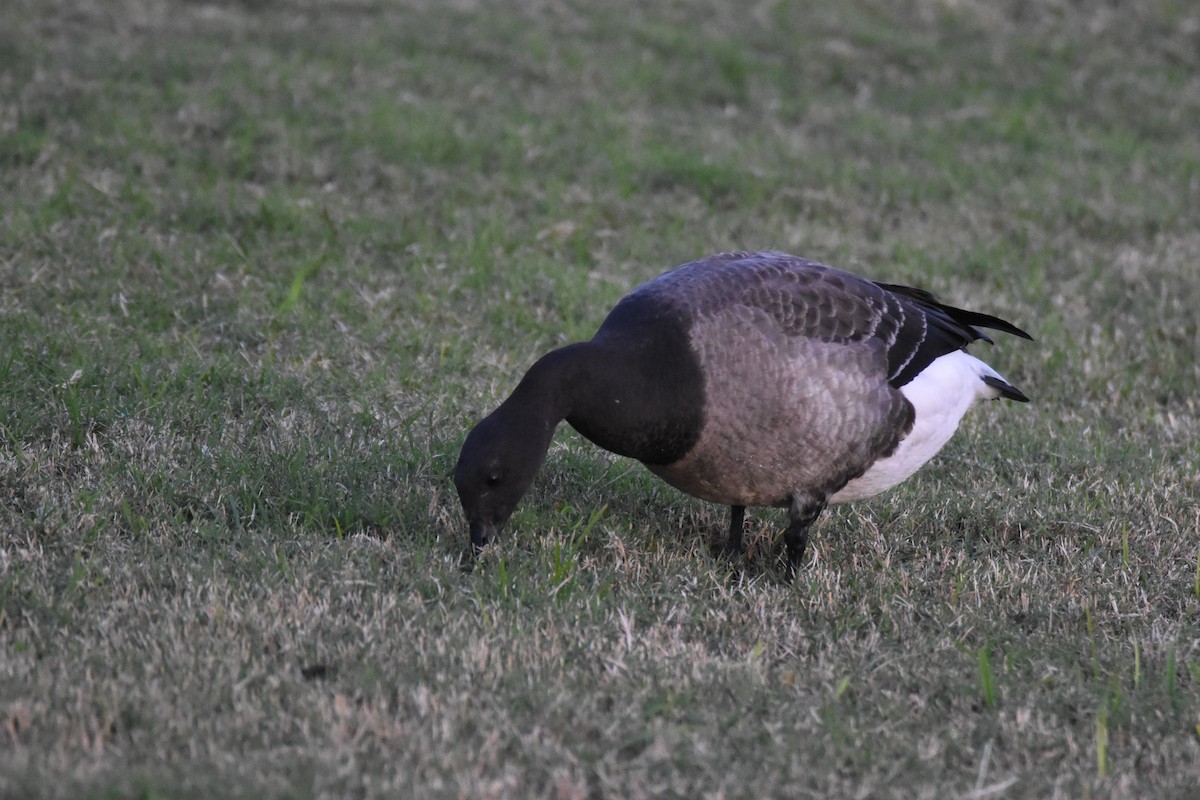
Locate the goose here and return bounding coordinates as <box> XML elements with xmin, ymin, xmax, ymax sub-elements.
<box><xmin>454</xmin><ymin>251</ymin><xmax>1031</xmax><ymax>575</ymax></box>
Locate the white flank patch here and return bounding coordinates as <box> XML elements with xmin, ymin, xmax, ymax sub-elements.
<box><xmin>830</xmin><ymin>350</ymin><xmax>1012</xmax><ymax>504</ymax></box>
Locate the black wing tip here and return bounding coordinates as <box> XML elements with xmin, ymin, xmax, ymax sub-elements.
<box><xmin>969</xmin><ymin>327</ymin><xmax>996</xmax><ymax>345</ymax></box>
<box><xmin>876</xmin><ymin>281</ymin><xmax>1034</xmax><ymax>342</ymax></box>
<box><xmin>966</xmin><ymin>312</ymin><xmax>1034</xmax><ymax>342</ymax></box>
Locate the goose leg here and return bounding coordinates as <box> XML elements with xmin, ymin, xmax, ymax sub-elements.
<box><xmin>723</xmin><ymin>504</ymin><xmax>746</xmax><ymax>557</ymax></box>
<box><xmin>784</xmin><ymin>493</ymin><xmax>826</xmax><ymax>578</ymax></box>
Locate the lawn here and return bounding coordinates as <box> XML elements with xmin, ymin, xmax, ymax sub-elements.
<box><xmin>1</xmin><ymin>0</ymin><xmax>1198</xmax><ymax>797</ymax></box>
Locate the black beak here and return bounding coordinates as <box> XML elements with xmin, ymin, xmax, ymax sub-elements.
<box><xmin>470</xmin><ymin>519</ymin><xmax>497</xmax><ymax>553</ymax></box>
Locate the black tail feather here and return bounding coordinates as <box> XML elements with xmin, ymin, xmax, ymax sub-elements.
<box><xmin>875</xmin><ymin>282</ymin><xmax>1034</xmax><ymax>342</ymax></box>
<box><xmin>983</xmin><ymin>374</ymin><xmax>1031</xmax><ymax>402</ymax></box>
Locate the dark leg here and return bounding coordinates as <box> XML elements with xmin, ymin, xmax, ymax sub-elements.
<box><xmin>784</xmin><ymin>493</ymin><xmax>826</xmax><ymax>579</ymax></box>
<box><xmin>723</xmin><ymin>505</ymin><xmax>746</xmax><ymax>557</ymax></box>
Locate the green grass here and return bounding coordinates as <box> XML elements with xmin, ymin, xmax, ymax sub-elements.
<box><xmin>2</xmin><ymin>0</ymin><xmax>1199</xmax><ymax>797</ymax></box>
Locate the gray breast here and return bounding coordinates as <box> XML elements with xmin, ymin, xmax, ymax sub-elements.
<box><xmin>647</xmin><ymin>302</ymin><xmax>913</xmax><ymax>507</ymax></box>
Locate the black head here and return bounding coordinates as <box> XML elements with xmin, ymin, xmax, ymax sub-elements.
<box><xmin>453</xmin><ymin>405</ymin><xmax>552</xmax><ymax>553</ymax></box>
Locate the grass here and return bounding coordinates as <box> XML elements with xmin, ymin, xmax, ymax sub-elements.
<box><xmin>1</xmin><ymin>0</ymin><xmax>1199</xmax><ymax>797</ymax></box>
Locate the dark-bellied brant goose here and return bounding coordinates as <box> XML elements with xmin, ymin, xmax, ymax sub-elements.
<box><xmin>454</xmin><ymin>251</ymin><xmax>1031</xmax><ymax>575</ymax></box>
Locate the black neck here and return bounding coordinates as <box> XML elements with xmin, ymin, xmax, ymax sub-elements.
<box><xmin>508</xmin><ymin>333</ymin><xmax>702</xmax><ymax>466</ymax></box>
